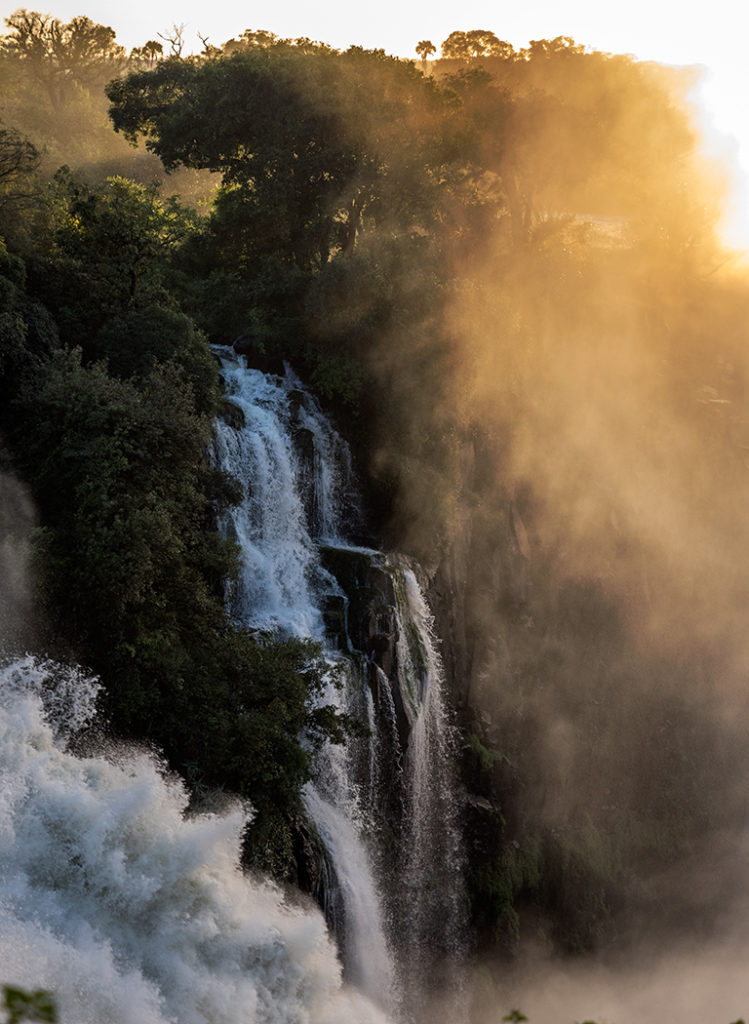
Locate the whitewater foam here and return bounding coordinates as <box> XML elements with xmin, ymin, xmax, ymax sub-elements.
<box><xmin>0</xmin><ymin>656</ymin><xmax>390</xmax><ymax>1024</ymax></box>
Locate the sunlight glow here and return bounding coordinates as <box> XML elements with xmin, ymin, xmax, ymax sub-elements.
<box><xmin>691</xmin><ymin>65</ymin><xmax>749</xmax><ymax>253</ymax></box>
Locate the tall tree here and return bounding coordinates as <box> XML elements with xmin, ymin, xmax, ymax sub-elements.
<box><xmin>415</xmin><ymin>39</ymin><xmax>436</xmax><ymax>72</ymax></box>
<box><xmin>441</xmin><ymin>29</ymin><xmax>513</xmax><ymax>60</ymax></box>
<box><xmin>128</xmin><ymin>39</ymin><xmax>163</xmax><ymax>68</ymax></box>
<box><xmin>0</xmin><ymin>10</ymin><xmax>125</xmax><ymax>111</ymax></box>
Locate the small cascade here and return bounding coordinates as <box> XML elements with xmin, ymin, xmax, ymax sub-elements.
<box><xmin>302</xmin><ymin>658</ymin><xmax>398</xmax><ymax>1011</ymax></box>
<box><xmin>213</xmin><ymin>363</ymin><xmax>329</xmax><ymax>636</ymax></box>
<box><xmin>213</xmin><ymin>353</ymin><xmax>466</xmax><ymax>1022</ymax></box>
<box><xmin>391</xmin><ymin>565</ymin><xmax>467</xmax><ymax>1013</ymax></box>
<box><xmin>331</xmin><ymin>552</ymin><xmax>467</xmax><ymax>1017</ymax></box>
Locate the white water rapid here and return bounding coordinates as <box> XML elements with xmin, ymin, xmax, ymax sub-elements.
<box><xmin>0</xmin><ymin>655</ymin><xmax>390</xmax><ymax>1024</ymax></box>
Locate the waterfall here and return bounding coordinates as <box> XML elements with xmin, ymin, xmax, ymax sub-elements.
<box><xmin>392</xmin><ymin>565</ymin><xmax>467</xmax><ymax>1014</ymax></box>
<box><xmin>213</xmin><ymin>356</ymin><xmax>398</xmax><ymax>1013</ymax></box>
<box><xmin>213</xmin><ymin>354</ymin><xmax>466</xmax><ymax>1021</ymax></box>
<box><xmin>0</xmin><ymin>656</ymin><xmax>389</xmax><ymax>1024</ymax></box>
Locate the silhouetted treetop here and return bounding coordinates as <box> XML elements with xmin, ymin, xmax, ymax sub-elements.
<box><xmin>0</xmin><ymin>124</ymin><xmax>39</xmax><ymax>205</ymax></box>
<box><xmin>416</xmin><ymin>39</ymin><xmax>436</xmax><ymax>70</ymax></box>
<box><xmin>1</xmin><ymin>9</ymin><xmax>125</xmax><ymax>109</ymax></box>
<box><xmin>441</xmin><ymin>29</ymin><xmax>514</xmax><ymax>60</ymax></box>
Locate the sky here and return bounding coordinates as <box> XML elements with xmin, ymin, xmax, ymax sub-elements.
<box><xmin>1</xmin><ymin>0</ymin><xmax>739</xmax><ymax>69</ymax></box>
<box><xmin>2</xmin><ymin>0</ymin><xmax>748</xmax><ymax>241</ymax></box>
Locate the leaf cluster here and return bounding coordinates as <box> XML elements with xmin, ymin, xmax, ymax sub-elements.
<box><xmin>1</xmin><ymin>987</ymin><xmax>56</xmax><ymax>1024</ymax></box>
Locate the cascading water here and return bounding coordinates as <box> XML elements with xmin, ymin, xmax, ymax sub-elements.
<box><xmin>0</xmin><ymin>655</ymin><xmax>389</xmax><ymax>1024</ymax></box>
<box><xmin>213</xmin><ymin>353</ymin><xmax>467</xmax><ymax>1021</ymax></box>
<box><xmin>213</xmin><ymin>356</ymin><xmax>398</xmax><ymax>1013</ymax></box>
<box><xmin>391</xmin><ymin>564</ymin><xmax>467</xmax><ymax>1014</ymax></box>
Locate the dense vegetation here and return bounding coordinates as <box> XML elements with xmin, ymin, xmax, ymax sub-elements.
<box><xmin>3</xmin><ymin>11</ymin><xmax>749</xmax><ymax>970</ymax></box>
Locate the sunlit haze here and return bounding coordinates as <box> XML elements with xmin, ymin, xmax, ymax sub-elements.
<box><xmin>2</xmin><ymin>0</ymin><xmax>746</xmax><ymax>247</ymax></box>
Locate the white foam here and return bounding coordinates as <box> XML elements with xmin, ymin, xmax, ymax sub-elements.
<box><xmin>0</xmin><ymin>657</ymin><xmax>391</xmax><ymax>1024</ymax></box>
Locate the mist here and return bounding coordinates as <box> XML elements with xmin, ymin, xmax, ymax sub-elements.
<box><xmin>353</xmin><ymin>45</ymin><xmax>749</xmax><ymax>984</ymax></box>
<box><xmin>471</xmin><ymin>928</ymin><xmax>749</xmax><ymax>1023</ymax></box>
<box><xmin>0</xmin><ymin>471</ymin><xmax>38</xmax><ymax>650</ymax></box>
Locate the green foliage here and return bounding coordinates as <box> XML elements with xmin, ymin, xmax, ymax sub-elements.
<box><xmin>1</xmin><ymin>987</ymin><xmax>56</xmax><ymax>1024</ymax></box>
<box><xmin>45</xmin><ymin>173</ymin><xmax>198</xmax><ymax>328</ymax></box>
<box><xmin>470</xmin><ymin>835</ymin><xmax>544</xmax><ymax>948</ymax></box>
<box><xmin>108</xmin><ymin>52</ymin><xmax>345</xmax><ymax>272</ymax></box>
<box><xmin>305</xmin><ymin>349</ymin><xmax>364</xmax><ymax>410</ymax></box>
<box><xmin>93</xmin><ymin>304</ymin><xmax>218</xmax><ymax>412</ymax></box>
<box><xmin>0</xmin><ymin>241</ymin><xmax>58</xmax><ymax>417</ymax></box>
<box><xmin>14</xmin><ymin>348</ymin><xmax>217</xmax><ymax>666</ymax></box>
<box><xmin>106</xmin><ymin>44</ymin><xmax>457</xmax><ymax>357</ymax></box>
<box><xmin>465</xmin><ymin>731</ymin><xmax>503</xmax><ymax>775</ymax></box>
<box><xmin>0</xmin><ymin>123</ymin><xmax>40</xmax><ymax>206</ymax></box>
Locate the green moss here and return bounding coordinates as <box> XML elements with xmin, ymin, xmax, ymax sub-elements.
<box><xmin>465</xmin><ymin>731</ymin><xmax>503</xmax><ymax>775</ymax></box>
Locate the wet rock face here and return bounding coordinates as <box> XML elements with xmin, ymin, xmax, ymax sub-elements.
<box><xmin>217</xmin><ymin>398</ymin><xmax>246</xmax><ymax>430</ymax></box>
<box><xmin>319</xmin><ymin>546</ymin><xmax>397</xmax><ymax>667</ymax></box>
<box><xmin>424</xmin><ymin>490</ymin><xmax>530</xmax><ymax>720</ymax></box>
<box><xmin>289</xmin><ymin>812</ymin><xmax>332</xmax><ymax>896</ymax></box>
<box><xmin>231</xmin><ymin>335</ymin><xmax>286</xmax><ymax>375</ymax></box>
<box><xmin>293</xmin><ymin>425</ymin><xmax>317</xmax><ymax>530</ymax></box>
<box><xmin>319</xmin><ymin>544</ymin><xmax>410</xmax><ymax>748</ymax></box>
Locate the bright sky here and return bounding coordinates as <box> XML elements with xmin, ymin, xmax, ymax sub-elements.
<box><xmin>2</xmin><ymin>0</ymin><xmax>748</xmax><ymax>244</ymax></box>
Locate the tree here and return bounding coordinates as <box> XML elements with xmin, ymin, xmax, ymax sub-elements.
<box><xmin>156</xmin><ymin>23</ymin><xmax>185</xmax><ymax>57</ymax></box>
<box><xmin>464</xmin><ymin>29</ymin><xmax>513</xmax><ymax>59</ymax></box>
<box><xmin>223</xmin><ymin>28</ymin><xmax>278</xmax><ymax>52</ymax></box>
<box><xmin>49</xmin><ymin>173</ymin><xmax>195</xmax><ymax>317</ymax></box>
<box><xmin>415</xmin><ymin>38</ymin><xmax>435</xmax><ymax>72</ymax></box>
<box><xmin>0</xmin><ymin>10</ymin><xmax>125</xmax><ymax>111</ymax></box>
<box><xmin>520</xmin><ymin>35</ymin><xmax>585</xmax><ymax>60</ymax></box>
<box><xmin>107</xmin><ymin>47</ymin><xmax>454</xmax><ymax>272</ymax></box>
<box><xmin>441</xmin><ymin>29</ymin><xmax>513</xmax><ymax>60</ymax></box>
<box><xmin>129</xmin><ymin>39</ymin><xmax>162</xmax><ymax>67</ymax></box>
<box><xmin>441</xmin><ymin>30</ymin><xmax>469</xmax><ymax>59</ymax></box>
<box><xmin>0</xmin><ymin>124</ymin><xmax>39</xmax><ymax>207</ymax></box>
<box><xmin>108</xmin><ymin>54</ymin><xmax>342</xmax><ymax>272</ymax></box>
